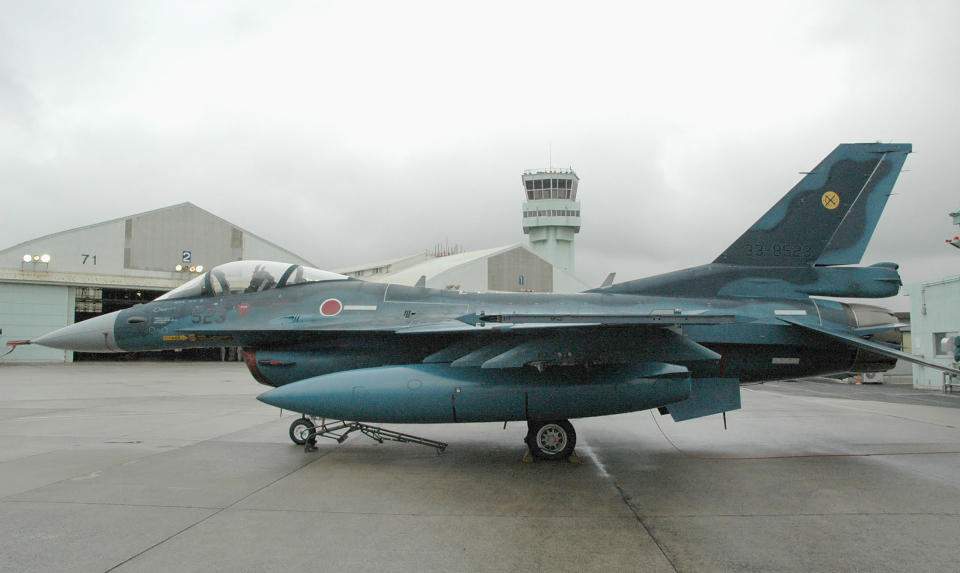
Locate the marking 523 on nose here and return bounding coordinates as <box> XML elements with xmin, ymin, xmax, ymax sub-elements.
<box><xmin>192</xmin><ymin>306</ymin><xmax>226</xmax><ymax>324</ymax></box>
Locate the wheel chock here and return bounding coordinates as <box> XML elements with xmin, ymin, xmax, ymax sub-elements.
<box><xmin>521</xmin><ymin>451</ymin><xmax>534</xmax><ymax>463</ymax></box>
<box><xmin>567</xmin><ymin>452</ymin><xmax>581</xmax><ymax>464</ymax></box>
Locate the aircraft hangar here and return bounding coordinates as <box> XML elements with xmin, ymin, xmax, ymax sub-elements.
<box><xmin>0</xmin><ymin>202</ymin><xmax>317</xmax><ymax>362</ymax></box>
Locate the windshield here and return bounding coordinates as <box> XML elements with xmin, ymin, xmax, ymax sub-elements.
<box><xmin>157</xmin><ymin>260</ymin><xmax>348</xmax><ymax>300</ymax></box>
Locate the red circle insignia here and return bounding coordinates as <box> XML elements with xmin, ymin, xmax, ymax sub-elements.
<box><xmin>320</xmin><ymin>299</ymin><xmax>342</xmax><ymax>316</ymax></box>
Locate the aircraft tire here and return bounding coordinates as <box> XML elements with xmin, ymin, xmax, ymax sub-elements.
<box><xmin>525</xmin><ymin>419</ymin><xmax>576</xmax><ymax>460</ymax></box>
<box><xmin>289</xmin><ymin>417</ymin><xmax>315</xmax><ymax>445</ymax></box>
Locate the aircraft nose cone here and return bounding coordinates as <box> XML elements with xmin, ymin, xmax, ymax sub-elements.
<box><xmin>257</xmin><ymin>382</ymin><xmax>315</xmax><ymax>413</ymax></box>
<box><xmin>33</xmin><ymin>310</ymin><xmax>122</xmax><ymax>352</ymax></box>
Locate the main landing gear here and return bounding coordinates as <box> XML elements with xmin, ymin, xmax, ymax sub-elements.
<box><xmin>289</xmin><ymin>416</ymin><xmax>448</xmax><ymax>454</ymax></box>
<box><xmin>524</xmin><ymin>419</ymin><xmax>577</xmax><ymax>461</ymax></box>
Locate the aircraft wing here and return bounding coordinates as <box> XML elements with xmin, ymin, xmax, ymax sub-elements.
<box><xmin>179</xmin><ymin>319</ymin><xmax>727</xmax><ymax>369</ymax></box>
<box><xmin>779</xmin><ymin>317</ymin><xmax>960</xmax><ymax>376</ymax></box>
<box><xmin>422</xmin><ymin>325</ymin><xmax>722</xmax><ymax>369</ymax></box>
<box><xmin>392</xmin><ymin>313</ymin><xmax>738</xmax><ymax>368</ymax></box>
<box><xmin>171</xmin><ymin>308</ymin><xmax>742</xmax><ymax>370</ymax></box>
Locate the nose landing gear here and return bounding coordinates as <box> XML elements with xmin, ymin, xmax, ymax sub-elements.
<box><xmin>289</xmin><ymin>417</ymin><xmax>315</xmax><ymax>445</ymax></box>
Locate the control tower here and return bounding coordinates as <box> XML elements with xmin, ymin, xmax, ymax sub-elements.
<box><xmin>521</xmin><ymin>168</ymin><xmax>581</xmax><ymax>273</ymax></box>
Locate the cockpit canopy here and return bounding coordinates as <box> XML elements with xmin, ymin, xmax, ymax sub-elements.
<box><xmin>157</xmin><ymin>260</ymin><xmax>348</xmax><ymax>300</ymax></box>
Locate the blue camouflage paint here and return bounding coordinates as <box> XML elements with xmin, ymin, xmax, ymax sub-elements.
<box><xmin>715</xmin><ymin>143</ymin><xmax>911</xmax><ymax>266</ymax></box>
<box><xmin>35</xmin><ymin>143</ymin><xmax>941</xmax><ymax>433</ymax></box>
<box><xmin>257</xmin><ymin>363</ymin><xmax>693</xmax><ymax>423</ymax></box>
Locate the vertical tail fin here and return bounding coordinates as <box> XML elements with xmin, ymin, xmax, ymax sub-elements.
<box><xmin>714</xmin><ymin>143</ymin><xmax>911</xmax><ymax>267</ymax></box>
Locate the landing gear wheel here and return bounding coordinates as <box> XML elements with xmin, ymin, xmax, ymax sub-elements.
<box><xmin>525</xmin><ymin>419</ymin><xmax>576</xmax><ymax>460</ymax></box>
<box><xmin>289</xmin><ymin>417</ymin><xmax>315</xmax><ymax>445</ymax></box>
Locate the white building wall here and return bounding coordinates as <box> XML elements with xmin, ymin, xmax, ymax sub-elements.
<box><xmin>0</xmin><ymin>283</ymin><xmax>73</xmax><ymax>362</ymax></box>
<box><xmin>554</xmin><ymin>269</ymin><xmax>589</xmax><ymax>293</ymax></box>
<box><xmin>242</xmin><ymin>235</ymin><xmax>315</xmax><ymax>267</ymax></box>
<box><xmin>907</xmin><ymin>276</ymin><xmax>960</xmax><ymax>389</ymax></box>
<box><xmin>0</xmin><ymin>203</ymin><xmax>317</xmax><ymax>280</ymax></box>
<box><xmin>428</xmin><ymin>259</ymin><xmax>489</xmax><ymax>291</ymax></box>
<box><xmin>526</xmin><ymin>225</ymin><xmax>577</xmax><ymax>273</ymax></box>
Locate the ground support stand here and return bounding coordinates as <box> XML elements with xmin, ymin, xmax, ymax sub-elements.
<box><xmin>302</xmin><ymin>418</ymin><xmax>447</xmax><ymax>454</ymax></box>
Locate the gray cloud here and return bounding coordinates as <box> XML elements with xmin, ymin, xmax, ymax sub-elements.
<box><xmin>1</xmin><ymin>1</ymin><xmax>958</xmax><ymax>312</ymax></box>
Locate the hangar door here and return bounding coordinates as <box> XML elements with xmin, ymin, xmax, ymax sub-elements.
<box><xmin>0</xmin><ymin>283</ymin><xmax>72</xmax><ymax>362</ymax></box>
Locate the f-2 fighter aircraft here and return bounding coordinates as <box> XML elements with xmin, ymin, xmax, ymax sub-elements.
<box><xmin>28</xmin><ymin>142</ymin><xmax>957</xmax><ymax>459</ymax></box>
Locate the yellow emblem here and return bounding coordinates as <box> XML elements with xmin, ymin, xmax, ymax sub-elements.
<box><xmin>821</xmin><ymin>191</ymin><xmax>840</xmax><ymax>210</ymax></box>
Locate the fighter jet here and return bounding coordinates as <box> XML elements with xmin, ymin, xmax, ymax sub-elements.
<box><xmin>25</xmin><ymin>142</ymin><xmax>957</xmax><ymax>460</ymax></box>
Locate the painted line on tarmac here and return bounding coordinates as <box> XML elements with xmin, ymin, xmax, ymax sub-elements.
<box><xmin>578</xmin><ymin>438</ymin><xmax>611</xmax><ymax>479</ymax></box>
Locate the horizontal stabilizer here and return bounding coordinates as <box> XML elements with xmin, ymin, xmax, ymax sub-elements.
<box><xmin>779</xmin><ymin>317</ymin><xmax>960</xmax><ymax>376</ymax></box>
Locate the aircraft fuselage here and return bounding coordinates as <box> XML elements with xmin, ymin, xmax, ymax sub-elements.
<box><xmin>62</xmin><ymin>279</ymin><xmax>888</xmax><ymax>387</ymax></box>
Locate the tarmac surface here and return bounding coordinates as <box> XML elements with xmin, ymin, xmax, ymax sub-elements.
<box><xmin>1</xmin><ymin>362</ymin><xmax>959</xmax><ymax>572</ymax></box>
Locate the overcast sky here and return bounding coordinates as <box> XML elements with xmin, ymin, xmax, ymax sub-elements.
<box><xmin>2</xmin><ymin>1</ymin><xmax>957</xmax><ymax>310</ymax></box>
